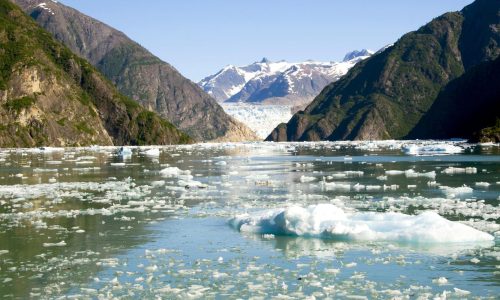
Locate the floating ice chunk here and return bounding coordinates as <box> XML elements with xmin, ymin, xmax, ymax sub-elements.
<box><xmin>403</xmin><ymin>144</ymin><xmax>463</xmax><ymax>155</ymax></box>
<box><xmin>453</xmin><ymin>288</ymin><xmax>470</xmax><ymax>296</ymax></box>
<box><xmin>143</xmin><ymin>148</ymin><xmax>160</xmax><ymax>157</ymax></box>
<box><xmin>160</xmin><ymin>167</ymin><xmax>191</xmax><ymax>177</ymax></box>
<box><xmin>470</xmin><ymin>257</ymin><xmax>480</xmax><ymax>264</ymax></box>
<box><xmin>145</xmin><ymin>265</ymin><xmax>158</xmax><ymax>273</ymax></box>
<box><xmin>352</xmin><ymin>183</ymin><xmax>365</xmax><ymax>191</ymax></box>
<box><xmin>386</xmin><ymin>169</ymin><xmax>436</xmax><ymax>178</ymax></box>
<box><xmin>320</xmin><ymin>181</ymin><xmax>350</xmax><ymax>191</ymax></box>
<box><xmin>151</xmin><ymin>180</ymin><xmax>166</xmax><ymax>187</ymax></box>
<box><xmin>385</xmin><ymin>170</ymin><xmax>405</xmax><ymax>175</ymax></box>
<box><xmin>442</xmin><ymin>167</ymin><xmax>477</xmax><ymax>175</ymax></box>
<box><xmin>439</xmin><ymin>185</ymin><xmax>473</xmax><ymax>198</ymax></box>
<box><xmin>110</xmin><ymin>163</ymin><xmax>126</xmax><ymax>167</ymax></box>
<box><xmin>27</xmin><ymin>147</ymin><xmax>65</xmax><ymax>154</ymax></box>
<box><xmin>117</xmin><ymin>147</ymin><xmax>132</xmax><ymax>157</ymax></box>
<box><xmin>324</xmin><ymin>268</ymin><xmax>340</xmax><ymax>274</ymax></box>
<box><xmin>404</xmin><ymin>170</ymin><xmax>436</xmax><ymax>179</ymax></box>
<box><xmin>43</xmin><ymin>241</ymin><xmax>67</xmax><ymax>247</ymax></box>
<box><xmin>383</xmin><ymin>184</ymin><xmax>399</xmax><ymax>191</ymax></box>
<box><xmin>345</xmin><ymin>171</ymin><xmax>363</xmax><ymax>177</ymax></box>
<box><xmin>475</xmin><ymin>182</ymin><xmax>490</xmax><ymax>188</ymax></box>
<box><xmin>432</xmin><ymin>277</ymin><xmax>448</xmax><ymax>285</ymax></box>
<box><xmin>366</xmin><ymin>185</ymin><xmax>382</xmax><ymax>191</ymax></box>
<box><xmin>229</xmin><ymin>204</ymin><xmax>494</xmax><ymax>243</ymax></box>
<box><xmin>300</xmin><ymin>175</ymin><xmax>316</xmax><ymax>183</ymax></box>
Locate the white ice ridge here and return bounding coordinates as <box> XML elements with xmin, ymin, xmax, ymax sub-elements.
<box><xmin>402</xmin><ymin>144</ymin><xmax>464</xmax><ymax>155</ymax></box>
<box><xmin>229</xmin><ymin>204</ymin><xmax>494</xmax><ymax>243</ymax></box>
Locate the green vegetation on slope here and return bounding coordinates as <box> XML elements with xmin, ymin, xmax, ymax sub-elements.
<box><xmin>267</xmin><ymin>0</ymin><xmax>499</xmax><ymax>142</ymax></box>
<box><xmin>0</xmin><ymin>0</ymin><xmax>192</xmax><ymax>147</ymax></box>
<box><xmin>408</xmin><ymin>57</ymin><xmax>500</xmax><ymax>141</ymax></box>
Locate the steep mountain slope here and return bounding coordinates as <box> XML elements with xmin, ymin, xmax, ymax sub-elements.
<box><xmin>408</xmin><ymin>56</ymin><xmax>500</xmax><ymax>142</ymax></box>
<box><xmin>199</xmin><ymin>51</ymin><xmax>372</xmax><ymax>107</ymax></box>
<box><xmin>267</xmin><ymin>0</ymin><xmax>499</xmax><ymax>142</ymax></box>
<box><xmin>0</xmin><ymin>0</ymin><xmax>191</xmax><ymax>147</ymax></box>
<box><xmin>13</xmin><ymin>0</ymin><xmax>257</xmax><ymax>142</ymax></box>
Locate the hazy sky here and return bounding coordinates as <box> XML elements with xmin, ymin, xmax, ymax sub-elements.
<box><xmin>60</xmin><ymin>0</ymin><xmax>473</xmax><ymax>81</ymax></box>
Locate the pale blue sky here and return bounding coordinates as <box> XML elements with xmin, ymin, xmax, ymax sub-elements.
<box><xmin>60</xmin><ymin>0</ymin><xmax>473</xmax><ymax>81</ymax></box>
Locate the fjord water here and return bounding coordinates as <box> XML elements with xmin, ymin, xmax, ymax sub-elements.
<box><xmin>0</xmin><ymin>142</ymin><xmax>499</xmax><ymax>299</ymax></box>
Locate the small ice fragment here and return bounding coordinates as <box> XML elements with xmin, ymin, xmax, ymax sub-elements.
<box><xmin>470</xmin><ymin>257</ymin><xmax>480</xmax><ymax>264</ymax></box>
<box><xmin>145</xmin><ymin>265</ymin><xmax>158</xmax><ymax>273</ymax></box>
<box><xmin>144</xmin><ymin>148</ymin><xmax>160</xmax><ymax>157</ymax></box>
<box><xmin>439</xmin><ymin>185</ymin><xmax>473</xmax><ymax>198</ymax></box>
<box><xmin>453</xmin><ymin>288</ymin><xmax>470</xmax><ymax>296</ymax></box>
<box><xmin>442</xmin><ymin>167</ymin><xmax>477</xmax><ymax>175</ymax></box>
<box><xmin>151</xmin><ymin>180</ymin><xmax>165</xmax><ymax>187</ymax></box>
<box><xmin>432</xmin><ymin>277</ymin><xmax>448</xmax><ymax>285</ymax></box>
<box><xmin>43</xmin><ymin>241</ymin><xmax>67</xmax><ymax>247</ymax></box>
<box><xmin>475</xmin><ymin>182</ymin><xmax>490</xmax><ymax>188</ymax></box>
<box><xmin>300</xmin><ymin>175</ymin><xmax>316</xmax><ymax>183</ymax></box>
<box><xmin>160</xmin><ymin>167</ymin><xmax>190</xmax><ymax>177</ymax></box>
<box><xmin>110</xmin><ymin>163</ymin><xmax>126</xmax><ymax>167</ymax></box>
<box><xmin>324</xmin><ymin>268</ymin><xmax>340</xmax><ymax>274</ymax></box>
<box><xmin>385</xmin><ymin>170</ymin><xmax>404</xmax><ymax>175</ymax></box>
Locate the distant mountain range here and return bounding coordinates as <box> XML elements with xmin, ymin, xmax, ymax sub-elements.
<box><xmin>199</xmin><ymin>50</ymin><xmax>373</xmax><ymax>108</ymax></box>
<box><xmin>0</xmin><ymin>0</ymin><xmax>191</xmax><ymax>147</ymax></box>
<box><xmin>13</xmin><ymin>0</ymin><xmax>258</xmax><ymax>142</ymax></box>
<box><xmin>267</xmin><ymin>0</ymin><xmax>500</xmax><ymax>143</ymax></box>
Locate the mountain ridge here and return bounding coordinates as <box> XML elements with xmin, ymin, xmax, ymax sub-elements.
<box><xmin>0</xmin><ymin>0</ymin><xmax>192</xmax><ymax>147</ymax></box>
<box><xmin>267</xmin><ymin>0</ymin><xmax>499</xmax><ymax>142</ymax></box>
<box><xmin>12</xmin><ymin>0</ymin><xmax>258</xmax><ymax>142</ymax></box>
<box><xmin>198</xmin><ymin>50</ymin><xmax>373</xmax><ymax>108</ymax></box>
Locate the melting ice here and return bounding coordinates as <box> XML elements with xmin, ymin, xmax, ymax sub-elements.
<box><xmin>229</xmin><ymin>204</ymin><xmax>494</xmax><ymax>243</ymax></box>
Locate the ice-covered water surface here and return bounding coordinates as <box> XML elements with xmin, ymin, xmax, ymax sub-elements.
<box><xmin>0</xmin><ymin>141</ymin><xmax>499</xmax><ymax>299</ymax></box>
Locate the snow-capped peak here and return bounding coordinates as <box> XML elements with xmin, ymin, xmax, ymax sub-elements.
<box><xmin>199</xmin><ymin>49</ymin><xmax>373</xmax><ymax>105</ymax></box>
<box><xmin>342</xmin><ymin>49</ymin><xmax>374</xmax><ymax>62</ymax></box>
<box><xmin>260</xmin><ymin>57</ymin><xmax>271</xmax><ymax>64</ymax></box>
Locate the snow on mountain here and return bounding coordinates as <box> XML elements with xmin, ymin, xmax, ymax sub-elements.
<box><xmin>198</xmin><ymin>50</ymin><xmax>373</xmax><ymax>107</ymax></box>
<box><xmin>342</xmin><ymin>49</ymin><xmax>374</xmax><ymax>62</ymax></box>
<box><xmin>221</xmin><ymin>103</ymin><xmax>292</xmax><ymax>139</ymax></box>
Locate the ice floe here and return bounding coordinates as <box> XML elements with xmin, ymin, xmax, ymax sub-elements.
<box><xmin>402</xmin><ymin>144</ymin><xmax>464</xmax><ymax>155</ymax></box>
<box><xmin>229</xmin><ymin>204</ymin><xmax>494</xmax><ymax>243</ymax></box>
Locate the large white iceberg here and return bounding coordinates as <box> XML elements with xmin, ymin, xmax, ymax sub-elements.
<box><xmin>402</xmin><ymin>144</ymin><xmax>464</xmax><ymax>155</ymax></box>
<box><xmin>229</xmin><ymin>204</ymin><xmax>494</xmax><ymax>243</ymax></box>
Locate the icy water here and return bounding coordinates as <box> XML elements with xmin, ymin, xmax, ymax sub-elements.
<box><xmin>0</xmin><ymin>141</ymin><xmax>499</xmax><ymax>299</ymax></box>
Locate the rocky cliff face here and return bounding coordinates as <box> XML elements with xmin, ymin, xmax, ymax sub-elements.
<box><xmin>267</xmin><ymin>0</ymin><xmax>499</xmax><ymax>142</ymax></box>
<box><xmin>0</xmin><ymin>0</ymin><xmax>191</xmax><ymax>147</ymax></box>
<box><xmin>13</xmin><ymin>0</ymin><xmax>258</xmax><ymax>142</ymax></box>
